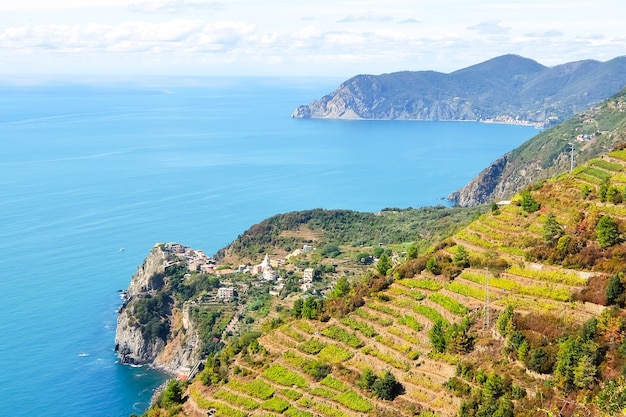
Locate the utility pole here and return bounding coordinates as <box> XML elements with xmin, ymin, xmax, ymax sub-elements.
<box><xmin>569</xmin><ymin>143</ymin><xmax>575</xmax><ymax>171</ymax></box>
<box><xmin>484</xmin><ymin>268</ymin><xmax>490</xmax><ymax>329</ymax></box>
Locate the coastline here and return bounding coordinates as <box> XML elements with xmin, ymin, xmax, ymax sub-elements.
<box><xmin>293</xmin><ymin>114</ymin><xmax>546</xmax><ymax>129</ymax></box>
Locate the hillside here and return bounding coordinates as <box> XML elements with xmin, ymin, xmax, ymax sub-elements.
<box><xmin>139</xmin><ymin>144</ymin><xmax>626</xmax><ymax>417</ymax></box>
<box><xmin>129</xmin><ymin>84</ymin><xmax>626</xmax><ymax>417</ymax></box>
<box><xmin>215</xmin><ymin>206</ymin><xmax>485</xmax><ymax>264</ymax></box>
<box><xmin>449</xmin><ymin>86</ymin><xmax>626</xmax><ymax>207</ymax></box>
<box><xmin>292</xmin><ymin>55</ymin><xmax>626</xmax><ymax>128</ymax></box>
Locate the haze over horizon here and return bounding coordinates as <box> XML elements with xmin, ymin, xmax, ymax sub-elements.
<box><xmin>1</xmin><ymin>0</ymin><xmax>625</xmax><ymax>80</ymax></box>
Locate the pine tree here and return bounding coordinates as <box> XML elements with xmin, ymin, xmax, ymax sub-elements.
<box><xmin>292</xmin><ymin>298</ymin><xmax>303</xmax><ymax>318</ymax></box>
<box><xmin>449</xmin><ymin>322</ymin><xmax>473</xmax><ymax>354</ymax></box>
<box><xmin>302</xmin><ymin>297</ymin><xmax>319</xmax><ymax>319</ymax></box>
<box><xmin>453</xmin><ymin>245</ymin><xmax>470</xmax><ymax>267</ymax></box>
<box><xmin>573</xmin><ymin>354</ymin><xmax>597</xmax><ymax>388</ymax></box>
<box><xmin>160</xmin><ymin>379</ymin><xmax>183</xmax><ymax>406</ymax></box>
<box><xmin>429</xmin><ymin>320</ymin><xmax>448</xmax><ymax>353</ymax></box>
<box><xmin>496</xmin><ymin>305</ymin><xmax>514</xmax><ymax>336</ymax></box>
<box><xmin>520</xmin><ymin>190</ymin><xmax>540</xmax><ymax>213</ymax></box>
<box><xmin>542</xmin><ymin>213</ymin><xmax>564</xmax><ymax>246</ymax></box>
<box><xmin>482</xmin><ymin>373</ymin><xmax>505</xmax><ymax>403</ymax></box>
<box><xmin>376</xmin><ymin>253</ymin><xmax>392</xmax><ymax>275</ymax></box>
<box><xmin>596</xmin><ymin>215</ymin><xmax>620</xmax><ymax>248</ymax></box>
<box><xmin>606</xmin><ymin>274</ymin><xmax>623</xmax><ymax>305</ymax></box>
<box><xmin>426</xmin><ymin>257</ymin><xmax>441</xmax><ymax>275</ymax></box>
<box><xmin>358</xmin><ymin>368</ymin><xmax>377</xmax><ymax>390</ymax></box>
<box><xmin>331</xmin><ymin>276</ymin><xmax>350</xmax><ymax>298</ymax></box>
<box><xmin>517</xmin><ymin>340</ymin><xmax>530</xmax><ymax>363</ymax></box>
<box><xmin>372</xmin><ymin>371</ymin><xmax>402</xmax><ymax>400</ymax></box>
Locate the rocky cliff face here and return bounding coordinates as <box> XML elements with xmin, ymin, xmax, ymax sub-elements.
<box><xmin>115</xmin><ymin>308</ymin><xmax>167</xmax><ymax>366</ymax></box>
<box><xmin>292</xmin><ymin>77</ymin><xmax>481</xmax><ymax>121</ymax></box>
<box><xmin>126</xmin><ymin>244</ymin><xmax>168</xmax><ymax>299</ymax></box>
<box><xmin>446</xmin><ymin>153</ymin><xmax>542</xmax><ymax>206</ymax></box>
<box><xmin>115</xmin><ymin>243</ymin><xmax>201</xmax><ymax>374</ymax></box>
<box><xmin>292</xmin><ymin>95</ymin><xmax>481</xmax><ymax>121</ymax></box>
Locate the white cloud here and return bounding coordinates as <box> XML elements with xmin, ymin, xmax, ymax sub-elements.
<box><xmin>0</xmin><ymin>1</ymin><xmax>130</xmax><ymax>11</ymax></box>
<box><xmin>338</xmin><ymin>13</ymin><xmax>395</xmax><ymax>23</ymax></box>
<box><xmin>191</xmin><ymin>21</ymin><xmax>256</xmax><ymax>52</ymax></box>
<box><xmin>467</xmin><ymin>21</ymin><xmax>510</xmax><ymax>35</ymax></box>
<box><xmin>524</xmin><ymin>30</ymin><xmax>564</xmax><ymax>38</ymax></box>
<box><xmin>0</xmin><ymin>0</ymin><xmax>625</xmax><ymax>76</ymax></box>
<box><xmin>292</xmin><ymin>26</ymin><xmax>323</xmax><ymax>41</ymax></box>
<box><xmin>128</xmin><ymin>0</ymin><xmax>223</xmax><ymax>14</ymax></box>
<box><xmin>0</xmin><ymin>19</ymin><xmax>255</xmax><ymax>54</ymax></box>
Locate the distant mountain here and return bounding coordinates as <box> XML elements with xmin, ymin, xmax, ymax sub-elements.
<box><xmin>449</xmin><ymin>85</ymin><xmax>626</xmax><ymax>206</ymax></box>
<box><xmin>292</xmin><ymin>54</ymin><xmax>626</xmax><ymax>127</ymax></box>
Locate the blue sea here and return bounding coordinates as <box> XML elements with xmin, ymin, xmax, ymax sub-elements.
<box><xmin>0</xmin><ymin>77</ymin><xmax>537</xmax><ymax>417</ymax></box>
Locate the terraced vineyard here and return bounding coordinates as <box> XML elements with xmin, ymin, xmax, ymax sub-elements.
<box><xmin>182</xmin><ymin>273</ymin><xmax>479</xmax><ymax>417</ymax></box>
<box><xmin>155</xmin><ymin>95</ymin><xmax>626</xmax><ymax>417</ymax></box>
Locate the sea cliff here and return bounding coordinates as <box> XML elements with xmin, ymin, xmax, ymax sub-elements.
<box><xmin>115</xmin><ymin>243</ymin><xmax>202</xmax><ymax>375</ymax></box>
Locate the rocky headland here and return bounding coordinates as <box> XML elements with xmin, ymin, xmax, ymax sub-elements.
<box><xmin>293</xmin><ymin>54</ymin><xmax>626</xmax><ymax>128</ymax></box>
<box><xmin>115</xmin><ymin>243</ymin><xmax>202</xmax><ymax>375</ymax></box>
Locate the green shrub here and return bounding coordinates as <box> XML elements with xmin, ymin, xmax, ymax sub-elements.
<box><xmin>397</xmin><ymin>315</ymin><xmax>423</xmax><ymax>332</ymax></box>
<box><xmin>310</xmin><ymin>386</ymin><xmax>335</xmax><ymax>399</ymax></box>
<box><xmin>261</xmin><ymin>397</ymin><xmax>290</xmax><ymax>413</ymax></box>
<box><xmin>428</xmin><ymin>293</ymin><xmax>468</xmax><ymax>316</ymax></box>
<box><xmin>444</xmin><ymin>376</ymin><xmax>471</xmax><ymax>396</ymax></box>
<box><xmin>414</xmin><ymin>304</ymin><xmax>447</xmax><ymax>324</ymax></box>
<box><xmin>335</xmin><ymin>390</ymin><xmax>373</xmax><ymax>412</ymax></box>
<box><xmin>318</xmin><ymin>344</ymin><xmax>353</xmax><ymax>363</ymax></box>
<box><xmin>281</xmin><ymin>389</ymin><xmax>302</xmax><ymax>400</ymax></box>
<box><xmin>284</xmin><ymin>407</ymin><xmax>313</xmax><ymax>417</ymax></box>
<box><xmin>262</xmin><ymin>365</ymin><xmax>307</xmax><ymax>388</ymax></box>
<box><xmin>227</xmin><ymin>379</ymin><xmax>274</xmax><ymax>400</ymax></box>
<box><xmin>303</xmin><ymin>359</ymin><xmax>331</xmax><ymax>380</ymax></box>
<box><xmin>213</xmin><ymin>389</ymin><xmax>259</xmax><ymax>410</ymax></box>
<box><xmin>320</xmin><ymin>375</ymin><xmax>348</xmax><ymax>391</ymax></box>
<box><xmin>298</xmin><ymin>338</ymin><xmax>327</xmax><ymax>354</ymax></box>
<box><xmin>321</xmin><ymin>325</ymin><xmax>363</xmax><ymax>348</ymax></box>
<box><xmin>340</xmin><ymin>316</ymin><xmax>377</xmax><ymax>337</ymax></box>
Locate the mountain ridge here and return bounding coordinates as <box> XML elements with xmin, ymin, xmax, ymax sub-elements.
<box><xmin>292</xmin><ymin>54</ymin><xmax>626</xmax><ymax>128</ymax></box>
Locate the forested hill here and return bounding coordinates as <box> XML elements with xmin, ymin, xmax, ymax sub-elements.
<box><xmin>449</xmin><ymin>85</ymin><xmax>626</xmax><ymax>207</ymax></box>
<box><xmin>215</xmin><ymin>206</ymin><xmax>485</xmax><ymax>264</ymax></box>
<box><xmin>292</xmin><ymin>54</ymin><xmax>626</xmax><ymax>128</ymax></box>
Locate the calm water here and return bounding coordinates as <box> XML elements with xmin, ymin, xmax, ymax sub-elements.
<box><xmin>0</xmin><ymin>77</ymin><xmax>537</xmax><ymax>416</ymax></box>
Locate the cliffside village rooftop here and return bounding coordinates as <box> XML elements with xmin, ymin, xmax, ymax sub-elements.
<box><xmin>161</xmin><ymin>242</ymin><xmax>316</xmax><ymax>300</ymax></box>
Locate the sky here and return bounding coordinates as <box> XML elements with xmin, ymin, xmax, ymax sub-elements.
<box><xmin>0</xmin><ymin>0</ymin><xmax>625</xmax><ymax>79</ymax></box>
